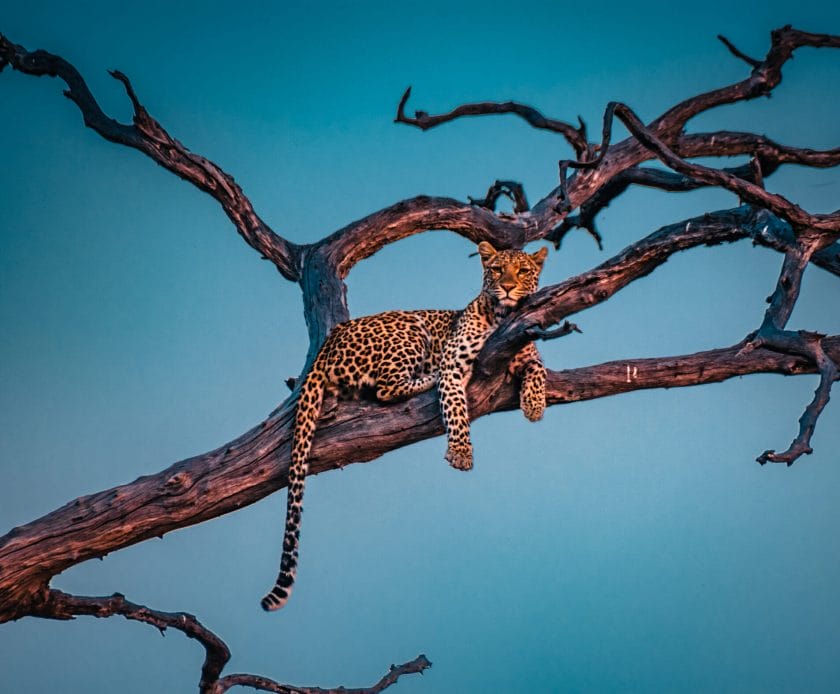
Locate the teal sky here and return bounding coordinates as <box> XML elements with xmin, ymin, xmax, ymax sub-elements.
<box><xmin>2</xmin><ymin>2</ymin><xmax>840</xmax><ymax>692</ymax></box>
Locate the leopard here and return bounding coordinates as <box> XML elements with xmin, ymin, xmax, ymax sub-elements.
<box><xmin>261</xmin><ymin>241</ymin><xmax>549</xmax><ymax>611</ymax></box>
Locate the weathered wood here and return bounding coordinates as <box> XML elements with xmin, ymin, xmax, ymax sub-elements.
<box><xmin>3</xmin><ymin>333</ymin><xmax>839</xmax><ymax>625</ymax></box>
<box><xmin>1</xmin><ymin>23</ymin><xmax>839</xmax><ymax>693</ymax></box>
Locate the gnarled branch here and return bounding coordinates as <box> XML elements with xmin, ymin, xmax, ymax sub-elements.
<box><xmin>0</xmin><ymin>34</ymin><xmax>300</xmax><ymax>280</ymax></box>
<box><xmin>3</xmin><ymin>23</ymin><xmax>840</xmax><ymax>693</ymax></box>
<box><xmin>31</xmin><ymin>590</ymin><xmax>430</xmax><ymax>694</ymax></box>
<box><xmin>395</xmin><ymin>86</ymin><xmax>590</xmax><ymax>157</ymax></box>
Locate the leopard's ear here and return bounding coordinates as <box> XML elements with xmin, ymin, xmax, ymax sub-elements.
<box><xmin>477</xmin><ymin>242</ymin><xmax>498</xmax><ymax>264</ymax></box>
<box><xmin>531</xmin><ymin>246</ymin><xmax>548</xmax><ymax>269</ymax></box>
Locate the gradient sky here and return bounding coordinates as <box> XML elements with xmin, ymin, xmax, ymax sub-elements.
<box><xmin>2</xmin><ymin>2</ymin><xmax>839</xmax><ymax>692</ymax></box>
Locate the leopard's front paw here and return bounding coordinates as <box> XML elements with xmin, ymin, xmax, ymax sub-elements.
<box><xmin>520</xmin><ymin>393</ymin><xmax>545</xmax><ymax>422</ymax></box>
<box><xmin>445</xmin><ymin>444</ymin><xmax>473</xmax><ymax>471</ymax></box>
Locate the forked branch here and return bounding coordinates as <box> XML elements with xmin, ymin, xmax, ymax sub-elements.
<box><xmin>0</xmin><ymin>34</ymin><xmax>300</xmax><ymax>280</ymax></box>
<box><xmin>598</xmin><ymin>102</ymin><xmax>840</xmax><ymax>235</ymax></box>
<box><xmin>469</xmin><ymin>180</ymin><xmax>531</xmax><ymax>213</ymax></box>
<box><xmin>32</xmin><ymin>590</ymin><xmax>429</xmax><ymax>694</ymax></box>
<box><xmin>742</xmin><ymin>244</ymin><xmax>840</xmax><ymax>464</ymax></box>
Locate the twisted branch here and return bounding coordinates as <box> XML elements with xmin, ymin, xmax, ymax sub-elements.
<box><xmin>395</xmin><ymin>86</ymin><xmax>590</xmax><ymax>157</ymax></box>
<box><xmin>605</xmin><ymin>102</ymin><xmax>840</xmax><ymax>235</ymax></box>
<box><xmin>469</xmin><ymin>180</ymin><xmax>531</xmax><ymax>213</ymax></box>
<box><xmin>3</xmin><ymin>23</ymin><xmax>840</xmax><ymax>693</ymax></box>
<box><xmin>34</xmin><ymin>590</ymin><xmax>231</xmax><ymax>692</ymax></box>
<box><xmin>653</xmin><ymin>26</ymin><xmax>840</xmax><ymax>137</ymax></box>
<box><xmin>31</xmin><ymin>590</ymin><xmax>429</xmax><ymax>694</ymax></box>
<box><xmin>743</xmin><ymin>244</ymin><xmax>840</xmax><ymax>464</ymax></box>
<box><xmin>0</xmin><ymin>34</ymin><xmax>300</xmax><ymax>280</ymax></box>
<box><xmin>217</xmin><ymin>655</ymin><xmax>431</xmax><ymax>694</ymax></box>
<box><xmin>529</xmin><ymin>26</ymin><xmax>840</xmax><ymax>234</ymax></box>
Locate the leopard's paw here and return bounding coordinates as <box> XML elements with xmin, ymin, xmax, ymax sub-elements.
<box><xmin>521</xmin><ymin>396</ymin><xmax>545</xmax><ymax>422</ymax></box>
<box><xmin>445</xmin><ymin>445</ymin><xmax>474</xmax><ymax>471</ymax></box>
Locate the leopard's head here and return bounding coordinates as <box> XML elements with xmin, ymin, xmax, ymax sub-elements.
<box><xmin>477</xmin><ymin>242</ymin><xmax>548</xmax><ymax>310</ymax></box>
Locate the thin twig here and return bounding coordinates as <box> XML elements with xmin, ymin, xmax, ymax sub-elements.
<box><xmin>717</xmin><ymin>34</ymin><xmax>762</xmax><ymax>67</ymax></box>
<box><xmin>395</xmin><ymin>86</ymin><xmax>589</xmax><ymax>157</ymax></box>
<box><xmin>527</xmin><ymin>321</ymin><xmax>582</xmax><ymax>340</ymax></box>
<box><xmin>469</xmin><ymin>180</ymin><xmax>530</xmax><ymax>213</ymax></box>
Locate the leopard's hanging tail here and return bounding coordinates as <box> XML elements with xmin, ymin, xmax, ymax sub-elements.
<box><xmin>260</xmin><ymin>368</ymin><xmax>327</xmax><ymax>611</ymax></box>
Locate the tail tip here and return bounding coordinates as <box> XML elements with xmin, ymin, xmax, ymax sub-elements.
<box><xmin>260</xmin><ymin>588</ymin><xmax>289</xmax><ymax>612</ymax></box>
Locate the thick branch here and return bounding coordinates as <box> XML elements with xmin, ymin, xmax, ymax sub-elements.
<box><xmin>315</xmin><ymin>195</ymin><xmax>534</xmax><ymax>278</ymax></box>
<box><xmin>544</xmin><ymin>337</ymin><xmax>840</xmax><ymax>403</ymax></box>
<box><xmin>0</xmin><ymin>34</ymin><xmax>300</xmax><ymax>280</ymax></box>
<box><xmin>483</xmin><ymin>207</ymin><xmax>787</xmax><ymax>376</ymax></box>
<box><xmin>4</xmin><ymin>331</ymin><xmax>839</xmax><ymax>625</ymax></box>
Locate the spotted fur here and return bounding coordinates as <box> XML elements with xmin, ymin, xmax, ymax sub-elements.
<box><xmin>261</xmin><ymin>242</ymin><xmax>548</xmax><ymax>610</ymax></box>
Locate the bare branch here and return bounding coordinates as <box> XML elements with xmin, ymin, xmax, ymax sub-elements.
<box><xmin>315</xmin><ymin>195</ymin><xmax>533</xmax><ymax>279</ymax></box>
<box><xmin>717</xmin><ymin>34</ymin><xmax>762</xmax><ymax>67</ymax></box>
<box><xmin>6</xmin><ymin>331</ymin><xmax>840</xmax><ymax>624</ymax></box>
<box><xmin>484</xmin><ymin>207</ymin><xmax>775</xmax><ymax>375</ymax></box>
<box><xmin>600</xmin><ymin>101</ymin><xmax>840</xmax><ymax>235</ymax></box>
<box><xmin>545</xmin><ymin>337</ymin><xmax>840</xmax><ymax>403</ymax></box>
<box><xmin>548</xmin><ymin>129</ymin><xmax>840</xmax><ymax>250</ymax></box>
<box><xmin>754</xmin><ymin>331</ymin><xmax>839</xmax><ymax>465</ymax></box>
<box><xmin>676</xmin><ymin>131</ymin><xmax>840</xmax><ymax>169</ymax></box>
<box><xmin>34</xmin><ymin>590</ymin><xmax>231</xmax><ymax>693</ymax></box>
<box><xmin>395</xmin><ymin>86</ymin><xmax>589</xmax><ymax>157</ymax></box>
<box><xmin>29</xmin><ymin>590</ymin><xmax>429</xmax><ymax>694</ymax></box>
<box><xmin>4</xmin><ymin>204</ymin><xmax>838</xmax><ymax>627</ymax></box>
<box><xmin>526</xmin><ymin>321</ymin><xmax>581</xmax><ymax>340</ymax></box>
<box><xmin>732</xmin><ymin>240</ymin><xmax>840</xmax><ymax>465</ymax></box>
<box><xmin>529</xmin><ymin>27</ymin><xmax>840</xmax><ymax>235</ymax></box>
<box><xmin>469</xmin><ymin>180</ymin><xmax>530</xmax><ymax>213</ymax></box>
<box><xmin>217</xmin><ymin>655</ymin><xmax>431</xmax><ymax>694</ymax></box>
<box><xmin>654</xmin><ymin>26</ymin><xmax>840</xmax><ymax>136</ymax></box>
<box><xmin>391</xmin><ymin>28</ymin><xmax>840</xmax><ymax>250</ymax></box>
<box><xmin>547</xmin><ymin>161</ymin><xmax>768</xmax><ymax>248</ymax></box>
<box><xmin>0</xmin><ymin>34</ymin><xmax>300</xmax><ymax>280</ymax></box>
<box><xmin>4</xmin><ymin>24</ymin><xmax>840</xmax><ymax>692</ymax></box>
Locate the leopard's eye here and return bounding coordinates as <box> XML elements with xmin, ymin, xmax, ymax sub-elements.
<box><xmin>518</xmin><ymin>267</ymin><xmax>531</xmax><ymax>276</ymax></box>
<box><xmin>489</xmin><ymin>268</ymin><xmax>501</xmax><ymax>277</ymax></box>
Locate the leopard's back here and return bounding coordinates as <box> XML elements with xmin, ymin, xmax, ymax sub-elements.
<box><xmin>317</xmin><ymin>309</ymin><xmax>458</xmax><ymax>389</ymax></box>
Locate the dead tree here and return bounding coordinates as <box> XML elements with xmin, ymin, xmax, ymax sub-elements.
<box><xmin>1</xmin><ymin>25</ymin><xmax>839</xmax><ymax>693</ymax></box>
